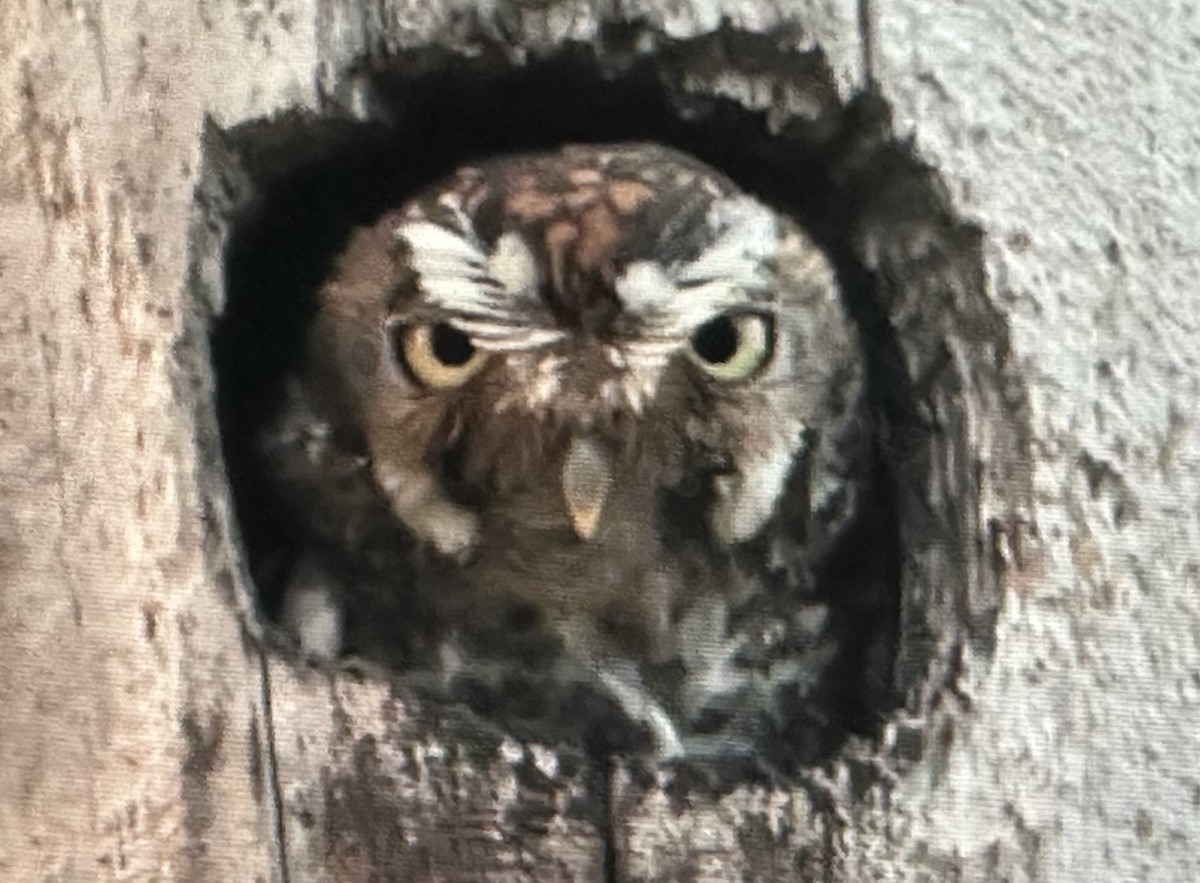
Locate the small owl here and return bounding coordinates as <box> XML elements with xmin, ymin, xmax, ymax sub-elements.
<box><xmin>263</xmin><ymin>143</ymin><xmax>867</xmax><ymax>764</ymax></box>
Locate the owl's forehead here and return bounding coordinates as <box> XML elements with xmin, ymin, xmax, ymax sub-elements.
<box><xmin>422</xmin><ymin>145</ymin><xmax>735</xmax><ymax>259</ymax></box>
<box><xmin>392</xmin><ymin>144</ymin><xmax>781</xmax><ymax>339</ymax></box>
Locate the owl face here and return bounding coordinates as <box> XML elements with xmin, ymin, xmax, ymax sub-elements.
<box><xmin>312</xmin><ymin>143</ymin><xmax>853</xmax><ymax>557</ymax></box>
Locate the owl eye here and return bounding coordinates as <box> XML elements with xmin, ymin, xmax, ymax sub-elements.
<box><xmin>396</xmin><ymin>322</ymin><xmax>488</xmax><ymax>389</ymax></box>
<box><xmin>687</xmin><ymin>312</ymin><xmax>774</xmax><ymax>381</ymax></box>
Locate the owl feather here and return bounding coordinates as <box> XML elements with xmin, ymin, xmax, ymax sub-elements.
<box><xmin>263</xmin><ymin>143</ymin><xmax>867</xmax><ymax>766</ymax></box>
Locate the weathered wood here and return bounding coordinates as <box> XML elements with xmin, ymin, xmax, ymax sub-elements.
<box><xmin>267</xmin><ymin>659</ymin><xmax>607</xmax><ymax>882</ymax></box>
<box><xmin>610</xmin><ymin>763</ymin><xmax>835</xmax><ymax>883</ymax></box>
<box><xmin>0</xmin><ymin>2</ymin><xmax>279</xmax><ymax>879</ymax></box>
<box><xmin>864</xmin><ymin>1</ymin><xmax>1200</xmax><ymax>880</ymax></box>
<box><xmin>206</xmin><ymin>6</ymin><xmax>877</xmax><ymax>882</ymax></box>
<box><xmin>2</xmin><ymin>0</ymin><xmax>1199</xmax><ymax>881</ymax></box>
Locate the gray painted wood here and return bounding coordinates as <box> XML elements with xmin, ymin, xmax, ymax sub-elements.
<box><xmin>862</xmin><ymin>2</ymin><xmax>1200</xmax><ymax>880</ymax></box>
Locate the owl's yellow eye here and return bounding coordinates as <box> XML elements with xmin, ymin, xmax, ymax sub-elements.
<box><xmin>396</xmin><ymin>322</ymin><xmax>488</xmax><ymax>389</ymax></box>
<box><xmin>687</xmin><ymin>312</ymin><xmax>774</xmax><ymax>381</ymax></box>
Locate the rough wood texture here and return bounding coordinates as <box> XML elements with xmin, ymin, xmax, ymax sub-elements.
<box><xmin>1</xmin><ymin>1</ymin><xmax>1197</xmax><ymax>882</ymax></box>
<box><xmin>868</xmin><ymin>3</ymin><xmax>1200</xmax><ymax>880</ymax></box>
<box><xmin>0</xmin><ymin>2</ymin><xmax>277</xmax><ymax>879</ymax></box>
<box><xmin>266</xmin><ymin>662</ymin><xmax>606</xmax><ymax>882</ymax></box>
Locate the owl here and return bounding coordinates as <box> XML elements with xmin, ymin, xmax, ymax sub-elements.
<box><xmin>262</xmin><ymin>142</ymin><xmax>868</xmax><ymax>767</ymax></box>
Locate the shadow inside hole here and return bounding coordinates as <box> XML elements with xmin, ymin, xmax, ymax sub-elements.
<box><xmin>212</xmin><ymin>38</ymin><xmax>912</xmax><ymax>777</ymax></box>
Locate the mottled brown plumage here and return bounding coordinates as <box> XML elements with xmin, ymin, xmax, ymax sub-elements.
<box><xmin>264</xmin><ymin>143</ymin><xmax>867</xmax><ymax>762</ymax></box>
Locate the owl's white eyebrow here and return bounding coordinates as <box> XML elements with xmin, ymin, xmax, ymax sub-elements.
<box><xmin>394</xmin><ymin>219</ymin><xmax>566</xmax><ymax>351</ymax></box>
<box><xmin>674</xmin><ymin>194</ymin><xmax>779</xmax><ymax>290</ymax></box>
<box><xmin>448</xmin><ymin>318</ymin><xmax>567</xmax><ymax>351</ymax></box>
<box><xmin>616</xmin><ymin>264</ymin><xmax>769</xmax><ymax>339</ymax></box>
<box><xmin>396</xmin><ymin>219</ymin><xmax>547</xmax><ymax>319</ymax></box>
<box><xmin>614</xmin><ymin>194</ymin><xmax>779</xmax><ymax>336</ymax></box>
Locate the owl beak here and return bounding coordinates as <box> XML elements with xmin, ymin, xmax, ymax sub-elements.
<box><xmin>561</xmin><ymin>435</ymin><xmax>613</xmax><ymax>541</ymax></box>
